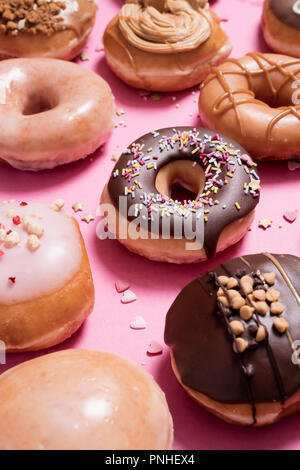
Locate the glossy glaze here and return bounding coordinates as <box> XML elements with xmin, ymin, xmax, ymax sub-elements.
<box><xmin>0</xmin><ymin>350</ymin><xmax>173</xmax><ymax>450</ymax></box>
<box><xmin>0</xmin><ymin>201</ymin><xmax>81</xmax><ymax>304</ymax></box>
<box><xmin>0</xmin><ymin>58</ymin><xmax>115</xmax><ymax>170</ymax></box>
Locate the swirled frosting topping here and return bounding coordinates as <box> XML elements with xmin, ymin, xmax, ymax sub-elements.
<box><xmin>118</xmin><ymin>0</ymin><xmax>211</xmax><ymax>54</ymax></box>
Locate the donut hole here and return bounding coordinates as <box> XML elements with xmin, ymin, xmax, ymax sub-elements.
<box><xmin>155</xmin><ymin>160</ymin><xmax>205</xmax><ymax>203</ymax></box>
<box><xmin>22</xmin><ymin>90</ymin><xmax>58</xmax><ymax>116</ymax></box>
<box><xmin>251</xmin><ymin>81</ymin><xmax>297</xmax><ymax>108</ymax></box>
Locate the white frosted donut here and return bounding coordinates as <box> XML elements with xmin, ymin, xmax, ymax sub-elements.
<box><xmin>0</xmin><ymin>200</ymin><xmax>94</xmax><ymax>351</ymax></box>
<box><xmin>0</xmin><ymin>58</ymin><xmax>115</xmax><ymax>171</ymax></box>
<box><xmin>0</xmin><ymin>349</ymin><xmax>174</xmax><ymax>450</ymax></box>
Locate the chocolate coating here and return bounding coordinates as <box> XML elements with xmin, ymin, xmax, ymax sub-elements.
<box><xmin>165</xmin><ymin>253</ymin><xmax>300</xmax><ymax>408</ymax></box>
<box><xmin>107</xmin><ymin>127</ymin><xmax>260</xmax><ymax>258</ymax></box>
<box><xmin>269</xmin><ymin>0</ymin><xmax>300</xmax><ymax>30</ymax></box>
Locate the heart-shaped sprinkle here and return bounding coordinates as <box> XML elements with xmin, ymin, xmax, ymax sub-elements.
<box><xmin>115</xmin><ymin>279</ymin><xmax>130</xmax><ymax>293</ymax></box>
<box><xmin>288</xmin><ymin>161</ymin><xmax>300</xmax><ymax>171</ymax></box>
<box><xmin>121</xmin><ymin>289</ymin><xmax>137</xmax><ymax>304</ymax></box>
<box><xmin>130</xmin><ymin>316</ymin><xmax>146</xmax><ymax>330</ymax></box>
<box><xmin>283</xmin><ymin>210</ymin><xmax>298</xmax><ymax>223</ymax></box>
<box><xmin>147</xmin><ymin>341</ymin><xmax>163</xmax><ymax>355</ymax></box>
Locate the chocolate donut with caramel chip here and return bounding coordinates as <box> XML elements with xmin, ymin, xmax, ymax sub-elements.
<box><xmin>0</xmin><ymin>0</ymin><xmax>97</xmax><ymax>60</ymax></box>
<box><xmin>100</xmin><ymin>127</ymin><xmax>260</xmax><ymax>263</ymax></box>
<box><xmin>262</xmin><ymin>0</ymin><xmax>300</xmax><ymax>57</ymax></box>
<box><xmin>165</xmin><ymin>253</ymin><xmax>300</xmax><ymax>426</ymax></box>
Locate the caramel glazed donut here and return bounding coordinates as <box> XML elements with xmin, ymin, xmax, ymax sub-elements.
<box><xmin>165</xmin><ymin>253</ymin><xmax>300</xmax><ymax>426</ymax></box>
<box><xmin>100</xmin><ymin>127</ymin><xmax>261</xmax><ymax>264</ymax></box>
<box><xmin>0</xmin><ymin>0</ymin><xmax>97</xmax><ymax>60</ymax></box>
<box><xmin>0</xmin><ymin>350</ymin><xmax>173</xmax><ymax>450</ymax></box>
<box><xmin>262</xmin><ymin>0</ymin><xmax>300</xmax><ymax>58</ymax></box>
<box><xmin>199</xmin><ymin>52</ymin><xmax>300</xmax><ymax>160</ymax></box>
<box><xmin>0</xmin><ymin>200</ymin><xmax>94</xmax><ymax>352</ymax></box>
<box><xmin>103</xmin><ymin>0</ymin><xmax>232</xmax><ymax>92</ymax></box>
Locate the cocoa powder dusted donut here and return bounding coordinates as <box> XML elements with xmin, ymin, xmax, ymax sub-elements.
<box><xmin>100</xmin><ymin>127</ymin><xmax>260</xmax><ymax>263</ymax></box>
<box><xmin>165</xmin><ymin>253</ymin><xmax>300</xmax><ymax>426</ymax></box>
<box><xmin>262</xmin><ymin>1</ymin><xmax>300</xmax><ymax>57</ymax></box>
<box><xmin>199</xmin><ymin>53</ymin><xmax>300</xmax><ymax>160</ymax></box>
<box><xmin>0</xmin><ymin>200</ymin><xmax>94</xmax><ymax>351</ymax></box>
<box><xmin>0</xmin><ymin>0</ymin><xmax>97</xmax><ymax>60</ymax></box>
<box><xmin>103</xmin><ymin>0</ymin><xmax>231</xmax><ymax>92</ymax></box>
<box><xmin>0</xmin><ymin>349</ymin><xmax>173</xmax><ymax>450</ymax></box>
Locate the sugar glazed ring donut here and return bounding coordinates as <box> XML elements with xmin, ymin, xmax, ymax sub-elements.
<box><xmin>103</xmin><ymin>0</ymin><xmax>231</xmax><ymax>92</ymax></box>
<box><xmin>100</xmin><ymin>127</ymin><xmax>260</xmax><ymax>263</ymax></box>
<box><xmin>0</xmin><ymin>349</ymin><xmax>174</xmax><ymax>450</ymax></box>
<box><xmin>165</xmin><ymin>253</ymin><xmax>300</xmax><ymax>426</ymax></box>
<box><xmin>198</xmin><ymin>53</ymin><xmax>300</xmax><ymax>160</ymax></box>
<box><xmin>0</xmin><ymin>0</ymin><xmax>97</xmax><ymax>60</ymax></box>
<box><xmin>0</xmin><ymin>58</ymin><xmax>115</xmax><ymax>171</ymax></box>
<box><xmin>0</xmin><ymin>201</ymin><xmax>94</xmax><ymax>352</ymax></box>
<box><xmin>262</xmin><ymin>0</ymin><xmax>300</xmax><ymax>58</ymax></box>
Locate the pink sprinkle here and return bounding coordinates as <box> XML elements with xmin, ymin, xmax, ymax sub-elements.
<box><xmin>283</xmin><ymin>210</ymin><xmax>298</xmax><ymax>223</ymax></box>
<box><xmin>147</xmin><ymin>340</ymin><xmax>163</xmax><ymax>355</ymax></box>
<box><xmin>115</xmin><ymin>280</ymin><xmax>130</xmax><ymax>293</ymax></box>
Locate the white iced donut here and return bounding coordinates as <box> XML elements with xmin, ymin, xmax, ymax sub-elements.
<box><xmin>0</xmin><ymin>200</ymin><xmax>94</xmax><ymax>351</ymax></box>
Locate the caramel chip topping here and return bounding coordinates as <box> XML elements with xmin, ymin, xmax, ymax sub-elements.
<box><xmin>0</xmin><ymin>0</ymin><xmax>66</xmax><ymax>36</ymax></box>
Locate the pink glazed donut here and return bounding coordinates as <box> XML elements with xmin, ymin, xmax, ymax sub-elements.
<box><xmin>0</xmin><ymin>58</ymin><xmax>115</xmax><ymax>171</ymax></box>
<box><xmin>0</xmin><ymin>349</ymin><xmax>174</xmax><ymax>450</ymax></box>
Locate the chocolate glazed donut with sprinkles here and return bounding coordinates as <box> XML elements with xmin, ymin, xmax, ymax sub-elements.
<box><xmin>101</xmin><ymin>128</ymin><xmax>260</xmax><ymax>263</ymax></box>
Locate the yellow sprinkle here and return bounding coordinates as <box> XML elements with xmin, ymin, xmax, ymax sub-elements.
<box><xmin>204</xmin><ymin>209</ymin><xmax>210</xmax><ymax>214</ymax></box>
<box><xmin>147</xmin><ymin>164</ymin><xmax>154</xmax><ymax>169</ymax></box>
<box><xmin>147</xmin><ymin>147</ymin><xmax>152</xmax><ymax>152</ymax></box>
<box><xmin>192</xmin><ymin>147</ymin><xmax>199</xmax><ymax>154</ymax></box>
<box><xmin>235</xmin><ymin>202</ymin><xmax>241</xmax><ymax>210</ymax></box>
<box><xmin>227</xmin><ymin>173</ymin><xmax>233</xmax><ymax>178</ymax></box>
<box><xmin>215</xmin><ymin>200</ymin><xmax>220</xmax><ymax>205</ymax></box>
<box><xmin>205</xmin><ymin>191</ymin><xmax>211</xmax><ymax>197</ymax></box>
<box><xmin>204</xmin><ymin>216</ymin><xmax>208</xmax><ymax>223</ymax></box>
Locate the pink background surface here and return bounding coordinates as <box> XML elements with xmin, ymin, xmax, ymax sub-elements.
<box><xmin>1</xmin><ymin>0</ymin><xmax>300</xmax><ymax>450</ymax></box>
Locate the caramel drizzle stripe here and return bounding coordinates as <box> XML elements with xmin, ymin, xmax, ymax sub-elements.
<box><xmin>202</xmin><ymin>53</ymin><xmax>300</xmax><ymax>141</ymax></box>
<box><xmin>236</xmin><ymin>260</ymin><xmax>287</xmax><ymax>403</ymax></box>
<box><xmin>198</xmin><ymin>276</ymin><xmax>257</xmax><ymax>424</ymax></box>
<box><xmin>263</xmin><ymin>252</ymin><xmax>300</xmax><ymax>369</ymax></box>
